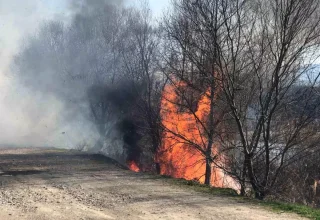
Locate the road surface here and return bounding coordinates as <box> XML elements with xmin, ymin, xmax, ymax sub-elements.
<box><xmin>0</xmin><ymin>148</ymin><xmax>306</xmax><ymax>220</ymax></box>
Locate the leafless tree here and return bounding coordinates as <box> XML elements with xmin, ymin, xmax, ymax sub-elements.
<box><xmin>214</xmin><ymin>0</ymin><xmax>320</xmax><ymax>199</ymax></box>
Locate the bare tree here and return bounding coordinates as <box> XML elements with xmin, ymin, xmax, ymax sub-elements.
<box><xmin>214</xmin><ymin>0</ymin><xmax>320</xmax><ymax>199</ymax></box>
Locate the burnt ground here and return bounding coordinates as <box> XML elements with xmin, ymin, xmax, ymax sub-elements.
<box><xmin>0</xmin><ymin>148</ymin><xmax>307</xmax><ymax>220</ymax></box>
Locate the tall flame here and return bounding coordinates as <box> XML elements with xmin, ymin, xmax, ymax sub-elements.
<box><xmin>157</xmin><ymin>82</ymin><xmax>232</xmax><ymax>187</ymax></box>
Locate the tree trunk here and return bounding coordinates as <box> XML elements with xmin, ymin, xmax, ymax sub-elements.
<box><xmin>245</xmin><ymin>153</ymin><xmax>266</xmax><ymax>200</ymax></box>
<box><xmin>204</xmin><ymin>81</ymin><xmax>216</xmax><ymax>185</ymax></box>
<box><xmin>240</xmin><ymin>185</ymin><xmax>246</xmax><ymax>196</ymax></box>
<box><xmin>255</xmin><ymin>191</ymin><xmax>265</xmax><ymax>200</ymax></box>
<box><xmin>204</xmin><ymin>157</ymin><xmax>212</xmax><ymax>185</ymax></box>
<box><xmin>240</xmin><ymin>161</ymin><xmax>247</xmax><ymax>196</ymax></box>
<box><xmin>152</xmin><ymin>136</ymin><xmax>161</xmax><ymax>174</ymax></box>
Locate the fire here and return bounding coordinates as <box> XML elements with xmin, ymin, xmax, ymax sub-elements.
<box><xmin>127</xmin><ymin>160</ymin><xmax>140</xmax><ymax>172</ymax></box>
<box><xmin>157</xmin><ymin>81</ymin><xmax>232</xmax><ymax>187</ymax></box>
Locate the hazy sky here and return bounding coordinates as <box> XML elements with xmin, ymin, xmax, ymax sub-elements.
<box><xmin>46</xmin><ymin>0</ymin><xmax>171</xmax><ymax>18</ymax></box>
<box><xmin>0</xmin><ymin>0</ymin><xmax>171</xmax><ymax>92</ymax></box>
<box><xmin>0</xmin><ymin>0</ymin><xmax>171</xmax><ymax>84</ymax></box>
<box><xmin>0</xmin><ymin>0</ymin><xmax>170</xmax><ymax>61</ymax></box>
<box><xmin>136</xmin><ymin>0</ymin><xmax>170</xmax><ymax>17</ymax></box>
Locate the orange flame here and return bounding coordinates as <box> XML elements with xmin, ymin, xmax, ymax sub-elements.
<box><xmin>127</xmin><ymin>160</ymin><xmax>140</xmax><ymax>172</ymax></box>
<box><xmin>157</xmin><ymin>82</ymin><xmax>234</xmax><ymax>187</ymax></box>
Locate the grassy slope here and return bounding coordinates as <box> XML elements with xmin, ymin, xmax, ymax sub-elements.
<box><xmin>157</xmin><ymin>175</ymin><xmax>320</xmax><ymax>220</ymax></box>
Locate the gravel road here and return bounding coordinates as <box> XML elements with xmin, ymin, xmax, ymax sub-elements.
<box><xmin>0</xmin><ymin>148</ymin><xmax>307</xmax><ymax>220</ymax></box>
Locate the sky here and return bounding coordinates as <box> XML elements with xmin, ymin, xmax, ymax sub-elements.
<box><xmin>140</xmin><ymin>0</ymin><xmax>170</xmax><ymax>17</ymax></box>
<box><xmin>46</xmin><ymin>0</ymin><xmax>171</xmax><ymax>19</ymax></box>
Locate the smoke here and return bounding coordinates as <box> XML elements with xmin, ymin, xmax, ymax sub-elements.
<box><xmin>87</xmin><ymin>80</ymin><xmax>145</xmax><ymax>163</ymax></box>
<box><xmin>0</xmin><ymin>0</ymin><xmax>126</xmax><ymax>149</ymax></box>
<box><xmin>0</xmin><ymin>0</ymin><xmax>70</xmax><ymax>147</ymax></box>
<box><xmin>69</xmin><ymin>0</ymin><xmax>125</xmax><ymax>13</ymax></box>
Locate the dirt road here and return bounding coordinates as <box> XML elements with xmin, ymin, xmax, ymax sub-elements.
<box><xmin>0</xmin><ymin>148</ymin><xmax>306</xmax><ymax>220</ymax></box>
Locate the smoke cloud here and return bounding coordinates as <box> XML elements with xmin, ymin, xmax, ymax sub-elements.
<box><xmin>0</xmin><ymin>0</ymin><xmax>126</xmax><ymax>149</ymax></box>
<box><xmin>0</xmin><ymin>0</ymin><xmax>68</xmax><ymax>147</ymax></box>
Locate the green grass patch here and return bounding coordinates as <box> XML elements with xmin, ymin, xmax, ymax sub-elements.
<box><xmin>259</xmin><ymin>200</ymin><xmax>320</xmax><ymax>220</ymax></box>
<box><xmin>159</xmin><ymin>175</ymin><xmax>238</xmax><ymax>196</ymax></box>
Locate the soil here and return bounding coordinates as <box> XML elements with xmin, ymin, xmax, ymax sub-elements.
<box><xmin>0</xmin><ymin>148</ymin><xmax>307</xmax><ymax>220</ymax></box>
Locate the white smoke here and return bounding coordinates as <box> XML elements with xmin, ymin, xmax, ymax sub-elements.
<box><xmin>0</xmin><ymin>0</ymin><xmax>98</xmax><ymax>148</ymax></box>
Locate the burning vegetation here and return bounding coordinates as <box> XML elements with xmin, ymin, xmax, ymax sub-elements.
<box><xmin>157</xmin><ymin>82</ymin><xmax>225</xmax><ymax>186</ymax></box>
<box><xmin>10</xmin><ymin>0</ymin><xmax>320</xmax><ymax>208</ymax></box>
<box><xmin>127</xmin><ymin>160</ymin><xmax>140</xmax><ymax>172</ymax></box>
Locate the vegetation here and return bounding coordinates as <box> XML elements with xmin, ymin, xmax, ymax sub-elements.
<box><xmin>260</xmin><ymin>201</ymin><xmax>320</xmax><ymax>220</ymax></box>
